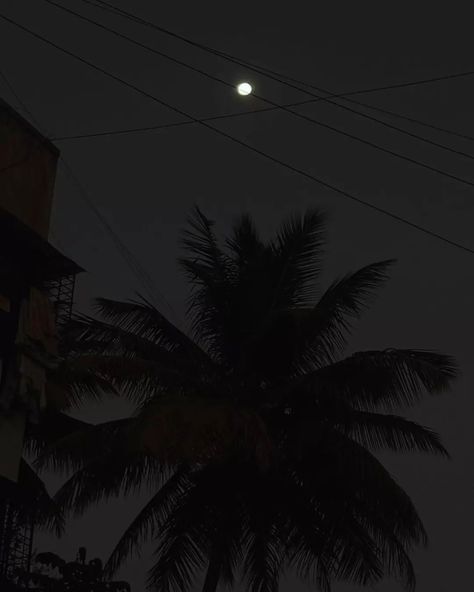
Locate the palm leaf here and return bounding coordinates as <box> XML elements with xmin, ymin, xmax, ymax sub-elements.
<box><xmin>24</xmin><ymin>411</ymin><xmax>89</xmax><ymax>460</ymax></box>
<box><xmin>94</xmin><ymin>296</ymin><xmax>206</xmax><ymax>362</ymax></box>
<box><xmin>66</xmin><ymin>307</ymin><xmax>208</xmax><ymax>370</ymax></box>
<box><xmin>18</xmin><ymin>459</ymin><xmax>65</xmax><ymax>537</ymax></box>
<box><xmin>268</xmin><ymin>208</ymin><xmax>326</xmax><ymax>309</ymax></box>
<box><xmin>147</xmin><ymin>496</ymin><xmax>207</xmax><ymax>592</ymax></box>
<box><xmin>60</xmin><ymin>354</ymin><xmax>201</xmax><ymax>405</ymax></box>
<box><xmin>297</xmin><ymin>260</ymin><xmax>395</xmax><ymax>369</ymax></box>
<box><xmin>147</xmin><ymin>463</ymin><xmax>244</xmax><ymax>592</ymax></box>
<box><xmin>225</xmin><ymin>213</ymin><xmax>265</xmax><ymax>267</ymax></box>
<box><xmin>104</xmin><ymin>467</ymin><xmax>191</xmax><ymax>578</ymax></box>
<box><xmin>179</xmin><ymin>205</ymin><xmax>228</xmax><ymax>275</ymax></box>
<box><xmin>330</xmin><ymin>515</ymin><xmax>384</xmax><ymax>587</ymax></box>
<box><xmin>242</xmin><ymin>513</ymin><xmax>283</xmax><ymax>592</ymax></box>
<box><xmin>33</xmin><ymin>417</ymin><xmax>135</xmax><ymax>475</ymax></box>
<box><xmin>53</xmin><ymin>449</ymin><xmax>165</xmax><ymax>517</ymax></box>
<box><xmin>321</xmin><ymin>435</ymin><xmax>427</xmax><ymax>547</ymax></box>
<box><xmin>337</xmin><ymin>410</ymin><xmax>449</xmax><ymax>456</ymax></box>
<box><xmin>379</xmin><ymin>534</ymin><xmax>417</xmax><ymax>591</ymax></box>
<box><xmin>44</xmin><ymin>356</ymin><xmax>117</xmax><ymax>410</ymax></box>
<box><xmin>284</xmin><ymin>508</ymin><xmax>333</xmax><ymax>592</ymax></box>
<box><xmin>63</xmin><ymin>315</ymin><xmax>164</xmax><ymax>358</ymax></box>
<box><xmin>304</xmin><ymin>348</ymin><xmax>458</xmax><ymax>411</ymax></box>
<box><xmin>281</xmin><ymin>466</ymin><xmax>383</xmax><ymax>590</ymax></box>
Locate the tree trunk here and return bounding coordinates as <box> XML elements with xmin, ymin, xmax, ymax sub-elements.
<box><xmin>201</xmin><ymin>555</ymin><xmax>221</xmax><ymax>592</ymax></box>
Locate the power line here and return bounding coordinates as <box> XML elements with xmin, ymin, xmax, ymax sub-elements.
<box><xmin>0</xmin><ymin>61</ymin><xmax>176</xmax><ymax>316</ymax></box>
<box><xmin>83</xmin><ymin>0</ymin><xmax>474</xmax><ymax>101</ymax></box>
<box><xmin>81</xmin><ymin>0</ymin><xmax>474</xmax><ymax>148</ymax></box>
<box><xmin>36</xmin><ymin>0</ymin><xmax>474</xmax><ymax>191</ymax></box>
<box><xmin>244</xmin><ymin>61</ymin><xmax>474</xmax><ymax>145</ymax></box>
<box><xmin>51</xmin><ymin>92</ymin><xmax>474</xmax><ymax>145</ymax></box>
<box><xmin>58</xmin><ymin>158</ymin><xmax>178</xmax><ymax>318</ymax></box>
<box><xmin>0</xmin><ymin>66</ymin><xmax>45</xmax><ymax>130</ymax></box>
<box><xmin>1</xmin><ymin>11</ymin><xmax>472</xmax><ymax>256</ymax></box>
<box><xmin>0</xmin><ymin>66</ymin><xmax>54</xmax><ymax>171</ymax></box>
<box><xmin>50</xmin><ymin>98</ymin><xmax>410</xmax><ymax>142</ymax></box>
<box><xmin>48</xmin><ymin>1</ymin><xmax>474</xmax><ymax>149</ymax></box>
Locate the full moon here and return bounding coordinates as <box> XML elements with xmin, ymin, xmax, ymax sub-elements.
<box><xmin>237</xmin><ymin>82</ymin><xmax>253</xmax><ymax>96</ymax></box>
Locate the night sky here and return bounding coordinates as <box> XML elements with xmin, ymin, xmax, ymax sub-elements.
<box><xmin>1</xmin><ymin>1</ymin><xmax>473</xmax><ymax>590</ymax></box>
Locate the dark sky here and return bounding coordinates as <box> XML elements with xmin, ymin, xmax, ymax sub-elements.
<box><xmin>1</xmin><ymin>0</ymin><xmax>473</xmax><ymax>590</ymax></box>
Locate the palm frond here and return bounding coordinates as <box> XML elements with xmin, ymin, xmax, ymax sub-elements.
<box><xmin>330</xmin><ymin>515</ymin><xmax>384</xmax><ymax>587</ymax></box>
<box><xmin>63</xmin><ymin>315</ymin><xmax>164</xmax><ymax>359</ymax></box>
<box><xmin>284</xmin><ymin>512</ymin><xmax>334</xmax><ymax>592</ymax></box>
<box><xmin>282</xmin><ymin>469</ymin><xmax>382</xmax><ymax>591</ymax></box>
<box><xmin>284</xmin><ymin>467</ymin><xmax>406</xmax><ymax>590</ymax></box>
<box><xmin>178</xmin><ymin>207</ymin><xmax>236</xmax><ymax>359</ymax></box>
<box><xmin>338</xmin><ymin>411</ymin><xmax>449</xmax><ymax>456</ymax></box>
<box><xmin>241</xmin><ymin>487</ymin><xmax>285</xmax><ymax>592</ymax></box>
<box><xmin>94</xmin><ymin>296</ymin><xmax>207</xmax><ymax>362</ymax></box>
<box><xmin>268</xmin><ymin>208</ymin><xmax>326</xmax><ymax>309</ymax></box>
<box><xmin>379</xmin><ymin>534</ymin><xmax>417</xmax><ymax>592</ymax></box>
<box><xmin>24</xmin><ymin>411</ymin><xmax>89</xmax><ymax>460</ymax></box>
<box><xmin>178</xmin><ymin>259</ymin><xmax>233</xmax><ymax>360</ymax></box>
<box><xmin>46</xmin><ymin>357</ymin><xmax>117</xmax><ymax>409</ymax></box>
<box><xmin>225</xmin><ymin>213</ymin><xmax>265</xmax><ymax>266</ymax></box>
<box><xmin>147</xmin><ymin>497</ymin><xmax>207</xmax><ymax>592</ymax></box>
<box><xmin>53</xmin><ymin>449</ymin><xmax>165</xmax><ymax>517</ymax></box>
<box><xmin>315</xmin><ymin>434</ymin><xmax>427</xmax><ymax>547</ymax></box>
<box><xmin>297</xmin><ymin>260</ymin><xmax>395</xmax><ymax>368</ymax></box>
<box><xmin>104</xmin><ymin>467</ymin><xmax>191</xmax><ymax>578</ymax></box>
<box><xmin>59</xmin><ymin>354</ymin><xmax>200</xmax><ymax>405</ymax></box>
<box><xmin>18</xmin><ymin>459</ymin><xmax>65</xmax><ymax>537</ymax></box>
<box><xmin>33</xmin><ymin>417</ymin><xmax>135</xmax><ymax>476</ymax></box>
<box><xmin>304</xmin><ymin>348</ymin><xmax>458</xmax><ymax>411</ymax></box>
<box><xmin>180</xmin><ymin>205</ymin><xmax>227</xmax><ymax>274</ymax></box>
<box><xmin>242</xmin><ymin>527</ymin><xmax>282</xmax><ymax>592</ymax></box>
<box><xmin>147</xmin><ymin>463</ymin><xmax>245</xmax><ymax>592</ymax></box>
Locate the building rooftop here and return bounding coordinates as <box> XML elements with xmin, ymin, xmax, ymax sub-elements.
<box><xmin>0</xmin><ymin>206</ymin><xmax>83</xmax><ymax>286</ymax></box>
<box><xmin>0</xmin><ymin>97</ymin><xmax>59</xmax><ymax>158</ymax></box>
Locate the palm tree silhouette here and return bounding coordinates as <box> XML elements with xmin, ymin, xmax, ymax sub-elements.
<box><xmin>28</xmin><ymin>207</ymin><xmax>457</xmax><ymax>592</ymax></box>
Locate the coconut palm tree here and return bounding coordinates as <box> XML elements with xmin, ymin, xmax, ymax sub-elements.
<box><xmin>27</xmin><ymin>207</ymin><xmax>457</xmax><ymax>592</ymax></box>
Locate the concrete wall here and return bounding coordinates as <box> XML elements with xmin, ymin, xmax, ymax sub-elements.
<box><xmin>0</xmin><ymin>99</ymin><xmax>59</xmax><ymax>239</ymax></box>
<box><xmin>0</xmin><ymin>413</ymin><xmax>26</xmax><ymax>483</ymax></box>
<box><xmin>0</xmin><ymin>100</ymin><xmax>59</xmax><ymax>483</ymax></box>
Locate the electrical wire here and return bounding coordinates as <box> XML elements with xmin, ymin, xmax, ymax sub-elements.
<box><xmin>35</xmin><ymin>0</ymin><xmax>474</xmax><ymax>191</ymax></box>
<box><xmin>50</xmin><ymin>97</ymin><xmax>394</xmax><ymax>142</ymax></box>
<box><xmin>80</xmin><ymin>0</ymin><xmax>474</xmax><ymax>146</ymax></box>
<box><xmin>82</xmin><ymin>0</ymin><xmax>474</xmax><ymax>102</ymax></box>
<box><xmin>0</xmin><ymin>66</ymin><xmax>45</xmax><ymax>130</ymax></box>
<box><xmin>238</xmin><ymin>58</ymin><xmax>474</xmax><ymax>145</ymax></box>
<box><xmin>51</xmin><ymin>91</ymin><xmax>474</xmax><ymax>144</ymax></box>
<box><xmin>50</xmin><ymin>1</ymin><xmax>474</xmax><ymax>147</ymax></box>
<box><xmin>1</xmin><ymin>10</ymin><xmax>472</xmax><ymax>256</ymax></box>
<box><xmin>0</xmin><ymin>66</ymin><xmax>55</xmax><ymax>171</ymax></box>
<box><xmin>0</xmin><ymin>61</ymin><xmax>176</xmax><ymax>316</ymax></box>
<box><xmin>58</xmin><ymin>158</ymin><xmax>178</xmax><ymax>318</ymax></box>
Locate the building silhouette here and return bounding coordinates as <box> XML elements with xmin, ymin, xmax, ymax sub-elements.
<box><xmin>0</xmin><ymin>98</ymin><xmax>82</xmax><ymax>587</ymax></box>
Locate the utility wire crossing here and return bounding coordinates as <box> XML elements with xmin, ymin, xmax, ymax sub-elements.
<box><xmin>40</xmin><ymin>0</ymin><xmax>474</xmax><ymax>196</ymax></box>
<box><xmin>0</xmin><ymin>10</ymin><xmax>473</xmax><ymax>256</ymax></box>
<box><xmin>80</xmin><ymin>0</ymin><xmax>474</xmax><ymax>145</ymax></box>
